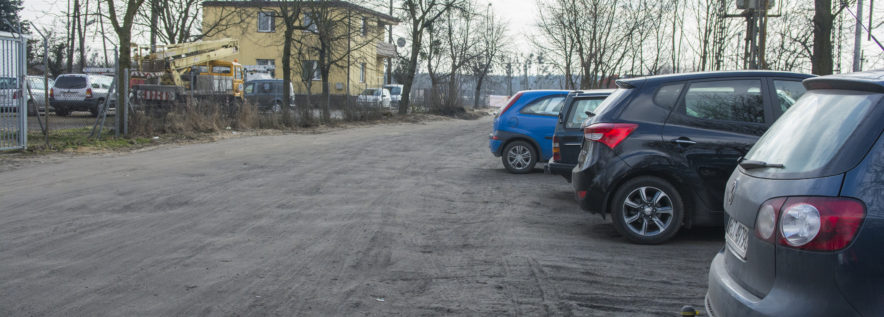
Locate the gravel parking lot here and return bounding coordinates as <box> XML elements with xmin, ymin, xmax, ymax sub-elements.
<box><xmin>0</xmin><ymin>117</ymin><xmax>723</xmax><ymax>316</ymax></box>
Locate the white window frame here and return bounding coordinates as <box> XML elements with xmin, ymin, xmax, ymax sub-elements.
<box><xmin>258</xmin><ymin>12</ymin><xmax>275</xmax><ymax>33</ymax></box>
<box><xmin>359</xmin><ymin>63</ymin><xmax>366</xmax><ymax>83</ymax></box>
<box><xmin>304</xmin><ymin>12</ymin><xmax>318</xmax><ymax>33</ymax></box>
<box><xmin>361</xmin><ymin>17</ymin><xmax>367</xmax><ymax>36</ymax></box>
<box><xmin>303</xmin><ymin>60</ymin><xmax>321</xmax><ymax>81</ymax></box>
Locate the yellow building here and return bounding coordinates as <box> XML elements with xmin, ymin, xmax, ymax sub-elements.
<box><xmin>202</xmin><ymin>1</ymin><xmax>398</xmax><ymax>96</ymax></box>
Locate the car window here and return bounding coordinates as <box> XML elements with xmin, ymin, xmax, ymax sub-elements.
<box><xmin>521</xmin><ymin>96</ymin><xmax>565</xmax><ymax>116</ymax></box>
<box><xmin>566</xmin><ymin>97</ymin><xmax>606</xmax><ymax>129</ymax></box>
<box><xmin>28</xmin><ymin>78</ymin><xmax>44</xmax><ymax>90</ymax></box>
<box><xmin>773</xmin><ymin>80</ymin><xmax>806</xmax><ymax>111</ymax></box>
<box><xmin>684</xmin><ymin>80</ymin><xmax>764</xmax><ymax>123</ymax></box>
<box><xmin>213</xmin><ymin>66</ymin><xmax>231</xmax><ymax>74</ymax></box>
<box><xmin>745</xmin><ymin>90</ymin><xmax>880</xmax><ymax>175</ymax></box>
<box><xmin>54</xmin><ymin>76</ymin><xmax>87</xmax><ymax>89</ymax></box>
<box><xmin>654</xmin><ymin>84</ymin><xmax>684</xmax><ymax>108</ymax></box>
<box><xmin>244</xmin><ymin>83</ymin><xmax>254</xmax><ymax>94</ymax></box>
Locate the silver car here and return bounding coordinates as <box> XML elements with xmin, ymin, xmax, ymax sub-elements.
<box><xmin>25</xmin><ymin>76</ymin><xmax>54</xmax><ymax>115</ymax></box>
<box><xmin>50</xmin><ymin>74</ymin><xmax>114</xmax><ymax>117</ymax></box>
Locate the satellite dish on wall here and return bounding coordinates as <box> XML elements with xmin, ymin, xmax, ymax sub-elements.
<box><xmin>396</xmin><ymin>37</ymin><xmax>406</xmax><ymax>48</ymax></box>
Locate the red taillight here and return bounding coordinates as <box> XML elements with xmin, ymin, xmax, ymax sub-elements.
<box><xmin>12</xmin><ymin>90</ymin><xmax>19</xmax><ymax>99</ymax></box>
<box><xmin>86</xmin><ymin>88</ymin><xmax>93</xmax><ymax>98</ymax></box>
<box><xmin>552</xmin><ymin>135</ymin><xmax>561</xmax><ymax>161</ymax></box>
<box><xmin>50</xmin><ymin>88</ymin><xmax>54</xmax><ymax>99</ymax></box>
<box><xmin>754</xmin><ymin>197</ymin><xmax>866</xmax><ymax>251</ymax></box>
<box><xmin>496</xmin><ymin>92</ymin><xmax>524</xmax><ymax>118</ymax></box>
<box><xmin>583</xmin><ymin>123</ymin><xmax>638</xmax><ymax>149</ymax></box>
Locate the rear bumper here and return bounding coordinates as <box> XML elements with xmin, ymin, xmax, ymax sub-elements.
<box><xmin>571</xmin><ymin>148</ymin><xmax>628</xmax><ymax>214</ymax></box>
<box><xmin>50</xmin><ymin>99</ymin><xmax>101</xmax><ymax>111</ymax></box>
<box><xmin>545</xmin><ymin>158</ymin><xmax>574</xmax><ymax>181</ymax></box>
<box><xmin>489</xmin><ymin>134</ymin><xmax>503</xmax><ymax>157</ymax></box>
<box><xmin>706</xmin><ymin>249</ymin><xmax>858</xmax><ymax>317</ymax></box>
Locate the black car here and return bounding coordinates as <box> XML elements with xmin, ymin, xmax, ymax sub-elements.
<box><xmin>546</xmin><ymin>89</ymin><xmax>614</xmax><ymax>180</ymax></box>
<box><xmin>243</xmin><ymin>79</ymin><xmax>295</xmax><ymax>112</ymax></box>
<box><xmin>571</xmin><ymin>71</ymin><xmax>813</xmax><ymax>244</ymax></box>
<box><xmin>705</xmin><ymin>71</ymin><xmax>884</xmax><ymax>316</ymax></box>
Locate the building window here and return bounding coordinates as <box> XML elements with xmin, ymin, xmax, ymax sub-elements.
<box><xmin>361</xmin><ymin>17</ymin><xmax>367</xmax><ymax>36</ymax></box>
<box><xmin>258</xmin><ymin>12</ymin><xmax>275</xmax><ymax>32</ymax></box>
<box><xmin>302</xmin><ymin>60</ymin><xmax>320</xmax><ymax>81</ymax></box>
<box><xmin>304</xmin><ymin>12</ymin><xmax>317</xmax><ymax>33</ymax></box>
<box><xmin>359</xmin><ymin>63</ymin><xmax>366</xmax><ymax>83</ymax></box>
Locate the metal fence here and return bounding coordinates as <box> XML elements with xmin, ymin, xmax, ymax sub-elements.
<box><xmin>0</xmin><ymin>31</ymin><xmax>27</xmax><ymax>151</ymax></box>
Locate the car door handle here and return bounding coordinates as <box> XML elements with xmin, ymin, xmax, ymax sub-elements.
<box><xmin>544</xmin><ymin>136</ymin><xmax>553</xmax><ymax>140</ymax></box>
<box><xmin>672</xmin><ymin>138</ymin><xmax>697</xmax><ymax>145</ymax></box>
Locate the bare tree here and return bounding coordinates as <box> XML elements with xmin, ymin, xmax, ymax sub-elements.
<box><xmin>397</xmin><ymin>0</ymin><xmax>460</xmax><ymax>114</ymax></box>
<box><xmin>105</xmin><ymin>0</ymin><xmax>147</xmax><ymax>132</ymax></box>
<box><xmin>469</xmin><ymin>3</ymin><xmax>506</xmax><ymax>109</ymax></box>
<box><xmin>290</xmin><ymin>1</ymin><xmax>385</xmax><ymax>121</ymax></box>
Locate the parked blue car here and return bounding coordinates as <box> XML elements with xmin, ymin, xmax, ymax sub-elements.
<box><xmin>489</xmin><ymin>90</ymin><xmax>570</xmax><ymax>173</ymax></box>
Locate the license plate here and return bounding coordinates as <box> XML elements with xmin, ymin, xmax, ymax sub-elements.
<box><xmin>726</xmin><ymin>218</ymin><xmax>749</xmax><ymax>260</ymax></box>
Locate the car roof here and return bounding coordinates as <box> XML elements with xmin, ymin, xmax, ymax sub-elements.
<box><xmin>571</xmin><ymin>89</ymin><xmax>615</xmax><ymax>97</ymax></box>
<box><xmin>804</xmin><ymin>70</ymin><xmax>884</xmax><ymax>93</ymax></box>
<box><xmin>617</xmin><ymin>70</ymin><xmax>815</xmax><ymax>88</ymax></box>
<box><xmin>246</xmin><ymin>79</ymin><xmax>283</xmax><ymax>83</ymax></box>
<box><xmin>516</xmin><ymin>90</ymin><xmax>571</xmax><ymax>97</ymax></box>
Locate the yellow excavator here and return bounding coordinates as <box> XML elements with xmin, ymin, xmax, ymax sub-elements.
<box><xmin>131</xmin><ymin>38</ymin><xmax>244</xmax><ymax>103</ymax></box>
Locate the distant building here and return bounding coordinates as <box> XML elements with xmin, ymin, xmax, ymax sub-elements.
<box><xmin>202</xmin><ymin>1</ymin><xmax>398</xmax><ymax>97</ymax></box>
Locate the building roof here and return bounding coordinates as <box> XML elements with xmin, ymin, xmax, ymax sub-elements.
<box><xmin>203</xmin><ymin>1</ymin><xmax>400</xmax><ymax>24</ymax></box>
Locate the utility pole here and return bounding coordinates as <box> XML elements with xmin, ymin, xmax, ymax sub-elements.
<box><xmin>853</xmin><ymin>0</ymin><xmax>864</xmax><ymax>72</ymax></box>
<box><xmin>727</xmin><ymin>0</ymin><xmax>778</xmax><ymax>70</ymax></box>
<box><xmin>386</xmin><ymin>0</ymin><xmax>393</xmax><ymax>84</ymax></box>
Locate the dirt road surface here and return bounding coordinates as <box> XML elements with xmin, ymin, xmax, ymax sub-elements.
<box><xmin>0</xmin><ymin>117</ymin><xmax>723</xmax><ymax>316</ymax></box>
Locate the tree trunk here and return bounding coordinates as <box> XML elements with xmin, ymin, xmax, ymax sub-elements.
<box><xmin>398</xmin><ymin>20</ymin><xmax>423</xmax><ymax>115</ymax></box>
<box><xmin>116</xmin><ymin>33</ymin><xmax>132</xmax><ymax>133</ymax></box>
<box><xmin>812</xmin><ymin>0</ymin><xmax>834</xmax><ymax>75</ymax></box>
<box><xmin>473</xmin><ymin>72</ymin><xmax>485</xmax><ymax>109</ymax></box>
<box><xmin>282</xmin><ymin>26</ymin><xmax>294</xmax><ymax>124</ymax></box>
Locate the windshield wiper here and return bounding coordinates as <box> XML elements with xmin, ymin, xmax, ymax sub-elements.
<box><xmin>739</xmin><ymin>159</ymin><xmax>785</xmax><ymax>169</ymax></box>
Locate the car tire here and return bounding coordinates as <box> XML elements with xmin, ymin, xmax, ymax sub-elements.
<box><xmin>90</xmin><ymin>99</ymin><xmax>104</xmax><ymax>117</ymax></box>
<box><xmin>27</xmin><ymin>100</ymin><xmax>35</xmax><ymax>116</ymax></box>
<box><xmin>272</xmin><ymin>101</ymin><xmax>282</xmax><ymax>113</ymax></box>
<box><xmin>610</xmin><ymin>176</ymin><xmax>684</xmax><ymax>244</ymax></box>
<box><xmin>502</xmin><ymin>140</ymin><xmax>537</xmax><ymax>174</ymax></box>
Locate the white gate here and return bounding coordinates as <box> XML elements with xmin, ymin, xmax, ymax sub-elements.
<box><xmin>0</xmin><ymin>31</ymin><xmax>27</xmax><ymax>150</ymax></box>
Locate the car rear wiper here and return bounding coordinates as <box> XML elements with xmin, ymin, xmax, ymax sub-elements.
<box><xmin>585</xmin><ymin>111</ymin><xmax>596</xmax><ymax>117</ymax></box>
<box><xmin>739</xmin><ymin>159</ymin><xmax>785</xmax><ymax>169</ymax></box>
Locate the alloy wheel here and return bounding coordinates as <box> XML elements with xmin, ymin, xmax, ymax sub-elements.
<box><xmin>620</xmin><ymin>186</ymin><xmax>674</xmax><ymax>237</ymax></box>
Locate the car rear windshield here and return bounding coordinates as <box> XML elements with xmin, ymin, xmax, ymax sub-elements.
<box><xmin>591</xmin><ymin>88</ymin><xmax>632</xmax><ymax>120</ymax></box>
<box><xmin>744</xmin><ymin>90</ymin><xmax>882</xmax><ymax>178</ymax></box>
<box><xmin>55</xmin><ymin>76</ymin><xmax>87</xmax><ymax>89</ymax></box>
<box><xmin>384</xmin><ymin>86</ymin><xmax>401</xmax><ymax>94</ymax></box>
<box><xmin>0</xmin><ymin>77</ymin><xmax>17</xmax><ymax>89</ymax></box>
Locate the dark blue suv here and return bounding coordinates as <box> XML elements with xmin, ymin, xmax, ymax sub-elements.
<box><xmin>489</xmin><ymin>90</ymin><xmax>570</xmax><ymax>173</ymax></box>
<box><xmin>706</xmin><ymin>71</ymin><xmax>884</xmax><ymax>316</ymax></box>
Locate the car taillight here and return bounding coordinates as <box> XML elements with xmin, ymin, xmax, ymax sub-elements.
<box><xmin>754</xmin><ymin>197</ymin><xmax>865</xmax><ymax>251</ymax></box>
<box><xmin>495</xmin><ymin>92</ymin><xmax>524</xmax><ymax>118</ymax></box>
<box><xmin>12</xmin><ymin>90</ymin><xmax>19</xmax><ymax>99</ymax></box>
<box><xmin>50</xmin><ymin>88</ymin><xmax>54</xmax><ymax>99</ymax></box>
<box><xmin>552</xmin><ymin>135</ymin><xmax>560</xmax><ymax>161</ymax></box>
<box><xmin>754</xmin><ymin>198</ymin><xmax>786</xmax><ymax>242</ymax></box>
<box><xmin>583</xmin><ymin>123</ymin><xmax>638</xmax><ymax>149</ymax></box>
<box><xmin>86</xmin><ymin>88</ymin><xmax>93</xmax><ymax>98</ymax></box>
